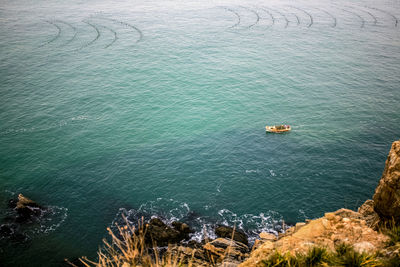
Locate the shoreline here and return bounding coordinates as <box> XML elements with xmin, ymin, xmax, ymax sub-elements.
<box><xmin>2</xmin><ymin>139</ymin><xmax>399</xmax><ymax>266</ymax></box>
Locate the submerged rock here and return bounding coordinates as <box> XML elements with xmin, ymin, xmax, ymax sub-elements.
<box><xmin>0</xmin><ymin>224</ymin><xmax>15</xmax><ymax>237</ymax></box>
<box><xmin>373</xmin><ymin>140</ymin><xmax>400</xmax><ymax>223</ymax></box>
<box><xmin>0</xmin><ymin>223</ymin><xmax>27</xmax><ymax>242</ymax></box>
<box><xmin>1</xmin><ymin>194</ymin><xmax>47</xmax><ymax>243</ymax></box>
<box><xmin>215</xmin><ymin>226</ymin><xmax>248</xmax><ymax>246</ymax></box>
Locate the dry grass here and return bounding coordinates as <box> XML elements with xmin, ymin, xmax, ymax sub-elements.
<box><xmin>67</xmin><ymin>219</ymin><xmax>247</xmax><ymax>267</ymax></box>
<box><xmin>67</xmin><ymin>217</ymin><xmax>194</xmax><ymax>267</ymax></box>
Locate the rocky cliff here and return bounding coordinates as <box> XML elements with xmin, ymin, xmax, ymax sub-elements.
<box><xmin>239</xmin><ymin>140</ymin><xmax>400</xmax><ymax>266</ymax></box>
<box><xmin>373</xmin><ymin>140</ymin><xmax>400</xmax><ymax>222</ymax></box>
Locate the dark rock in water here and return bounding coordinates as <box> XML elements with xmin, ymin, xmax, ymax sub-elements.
<box><xmin>0</xmin><ymin>223</ymin><xmax>27</xmax><ymax>242</ymax></box>
<box><xmin>215</xmin><ymin>225</ymin><xmax>248</xmax><ymax>246</ymax></box>
<box><xmin>172</xmin><ymin>221</ymin><xmax>194</xmax><ymax>240</ymax></box>
<box><xmin>144</xmin><ymin>218</ymin><xmax>194</xmax><ymax>246</ymax></box>
<box><xmin>149</xmin><ymin>217</ymin><xmax>164</xmax><ymax>227</ymax></box>
<box><xmin>1</xmin><ymin>194</ymin><xmax>46</xmax><ymax>243</ymax></box>
<box><xmin>7</xmin><ymin>198</ymin><xmax>17</xmax><ymax>209</ymax></box>
<box><xmin>14</xmin><ymin>194</ymin><xmax>43</xmax><ymax>223</ymax></box>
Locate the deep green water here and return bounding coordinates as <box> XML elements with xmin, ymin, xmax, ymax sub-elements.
<box><xmin>0</xmin><ymin>0</ymin><xmax>399</xmax><ymax>265</ymax></box>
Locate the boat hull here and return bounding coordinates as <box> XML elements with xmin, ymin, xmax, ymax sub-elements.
<box><xmin>265</xmin><ymin>125</ymin><xmax>291</xmax><ymax>133</ymax></box>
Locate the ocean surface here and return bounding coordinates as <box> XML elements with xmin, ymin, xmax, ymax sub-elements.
<box><xmin>0</xmin><ymin>0</ymin><xmax>399</xmax><ymax>265</ymax></box>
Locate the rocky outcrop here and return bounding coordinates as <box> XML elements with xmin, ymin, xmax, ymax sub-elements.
<box><xmin>1</xmin><ymin>194</ymin><xmax>45</xmax><ymax>242</ymax></box>
<box><xmin>215</xmin><ymin>226</ymin><xmax>248</xmax><ymax>246</ymax></box>
<box><xmin>239</xmin><ymin>208</ymin><xmax>389</xmax><ymax>267</ymax></box>
<box><xmin>14</xmin><ymin>194</ymin><xmax>43</xmax><ymax>223</ymax></box>
<box><xmin>143</xmin><ymin>218</ymin><xmax>194</xmax><ymax>246</ymax></box>
<box><xmin>373</xmin><ymin>140</ymin><xmax>400</xmax><ymax>222</ymax></box>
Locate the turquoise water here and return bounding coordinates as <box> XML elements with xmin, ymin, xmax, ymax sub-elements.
<box><xmin>0</xmin><ymin>0</ymin><xmax>399</xmax><ymax>265</ymax></box>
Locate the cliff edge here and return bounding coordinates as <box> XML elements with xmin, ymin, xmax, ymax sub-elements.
<box><xmin>373</xmin><ymin>140</ymin><xmax>400</xmax><ymax>222</ymax></box>
<box><xmin>240</xmin><ymin>140</ymin><xmax>400</xmax><ymax>266</ymax></box>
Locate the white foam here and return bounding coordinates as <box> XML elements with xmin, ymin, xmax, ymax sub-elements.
<box><xmin>112</xmin><ymin>199</ymin><xmax>288</xmax><ymax>245</ymax></box>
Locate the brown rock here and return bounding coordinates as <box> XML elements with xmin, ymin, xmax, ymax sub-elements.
<box><xmin>358</xmin><ymin>199</ymin><xmax>380</xmax><ymax>229</ymax></box>
<box><xmin>203</xmin><ymin>238</ymin><xmax>249</xmax><ymax>262</ymax></box>
<box><xmin>353</xmin><ymin>241</ymin><xmax>376</xmax><ymax>254</ymax></box>
<box><xmin>259</xmin><ymin>232</ymin><xmax>277</xmax><ymax>241</ymax></box>
<box><xmin>373</xmin><ymin>140</ymin><xmax>400</xmax><ymax>222</ymax></box>
<box><xmin>215</xmin><ymin>226</ymin><xmax>248</xmax><ymax>246</ymax></box>
<box><xmin>239</xmin><ymin>209</ymin><xmax>389</xmax><ymax>267</ymax></box>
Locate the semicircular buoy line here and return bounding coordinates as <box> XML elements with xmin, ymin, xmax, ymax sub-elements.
<box><xmin>81</xmin><ymin>20</ymin><xmax>101</xmax><ymax>48</ymax></box>
<box><xmin>345</xmin><ymin>6</ymin><xmax>377</xmax><ymax>26</ymax></box>
<box><xmin>259</xmin><ymin>7</ymin><xmax>275</xmax><ymax>28</ymax></box>
<box><xmin>95</xmin><ymin>17</ymin><xmax>143</xmax><ymax>43</ymax></box>
<box><xmin>54</xmin><ymin>20</ymin><xmax>77</xmax><ymax>46</ymax></box>
<box><xmin>239</xmin><ymin>6</ymin><xmax>260</xmax><ymax>28</ymax></box>
<box><xmin>222</xmin><ymin>7</ymin><xmax>241</xmax><ymax>29</ymax></box>
<box><xmin>313</xmin><ymin>7</ymin><xmax>336</xmax><ymax>27</ymax></box>
<box><xmin>290</xmin><ymin>12</ymin><xmax>300</xmax><ymax>25</ymax></box>
<box><xmin>366</xmin><ymin>6</ymin><xmax>398</xmax><ymax>27</ymax></box>
<box><xmin>100</xmin><ymin>25</ymin><xmax>118</xmax><ymax>48</ymax></box>
<box><xmin>266</xmin><ymin>7</ymin><xmax>289</xmax><ymax>28</ymax></box>
<box><xmin>361</xmin><ymin>9</ymin><xmax>378</xmax><ymax>25</ymax></box>
<box><xmin>39</xmin><ymin>20</ymin><xmax>62</xmax><ymax>47</ymax></box>
<box><xmin>340</xmin><ymin>8</ymin><xmax>365</xmax><ymax>28</ymax></box>
<box><xmin>287</xmin><ymin>6</ymin><xmax>313</xmax><ymax>27</ymax></box>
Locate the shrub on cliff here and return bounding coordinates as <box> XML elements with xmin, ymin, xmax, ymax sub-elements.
<box><xmin>381</xmin><ymin>221</ymin><xmax>400</xmax><ymax>247</ymax></box>
<box><xmin>258</xmin><ymin>245</ymin><xmax>381</xmax><ymax>267</ymax></box>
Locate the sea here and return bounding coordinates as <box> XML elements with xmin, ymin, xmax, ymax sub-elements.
<box><xmin>0</xmin><ymin>0</ymin><xmax>399</xmax><ymax>265</ymax></box>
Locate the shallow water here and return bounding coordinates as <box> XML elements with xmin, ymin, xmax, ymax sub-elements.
<box><xmin>0</xmin><ymin>0</ymin><xmax>399</xmax><ymax>265</ymax></box>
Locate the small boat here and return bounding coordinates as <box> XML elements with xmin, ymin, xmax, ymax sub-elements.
<box><xmin>265</xmin><ymin>125</ymin><xmax>291</xmax><ymax>133</ymax></box>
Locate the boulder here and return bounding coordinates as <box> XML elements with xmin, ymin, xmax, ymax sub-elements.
<box><xmin>215</xmin><ymin>226</ymin><xmax>248</xmax><ymax>246</ymax></box>
<box><xmin>172</xmin><ymin>221</ymin><xmax>194</xmax><ymax>240</ymax></box>
<box><xmin>373</xmin><ymin>140</ymin><xmax>400</xmax><ymax>223</ymax></box>
<box><xmin>143</xmin><ymin>218</ymin><xmax>193</xmax><ymax>246</ymax></box>
<box><xmin>259</xmin><ymin>232</ymin><xmax>277</xmax><ymax>241</ymax></box>
<box><xmin>14</xmin><ymin>194</ymin><xmax>43</xmax><ymax>223</ymax></box>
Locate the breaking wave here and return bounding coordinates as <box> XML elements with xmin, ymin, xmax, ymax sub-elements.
<box><xmin>111</xmin><ymin>198</ymin><xmax>288</xmax><ymax>244</ymax></box>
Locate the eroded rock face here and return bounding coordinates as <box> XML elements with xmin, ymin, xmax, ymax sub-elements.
<box><xmin>215</xmin><ymin>226</ymin><xmax>248</xmax><ymax>246</ymax></box>
<box><xmin>373</xmin><ymin>140</ymin><xmax>400</xmax><ymax>222</ymax></box>
<box><xmin>358</xmin><ymin>199</ymin><xmax>380</xmax><ymax>229</ymax></box>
